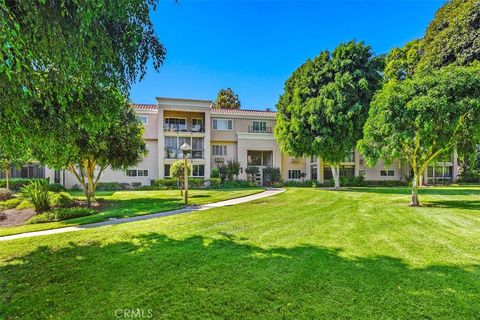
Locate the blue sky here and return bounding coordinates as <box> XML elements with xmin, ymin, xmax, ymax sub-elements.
<box><xmin>130</xmin><ymin>0</ymin><xmax>445</xmax><ymax>110</ymax></box>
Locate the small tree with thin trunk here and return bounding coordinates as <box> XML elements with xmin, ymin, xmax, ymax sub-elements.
<box><xmin>0</xmin><ymin>135</ymin><xmax>29</xmax><ymax>192</ymax></box>
<box><xmin>170</xmin><ymin>160</ymin><xmax>190</xmax><ymax>196</ymax></box>
<box><xmin>245</xmin><ymin>166</ymin><xmax>259</xmax><ymax>182</ymax></box>
<box><xmin>359</xmin><ymin>63</ymin><xmax>480</xmax><ymax>206</ymax></box>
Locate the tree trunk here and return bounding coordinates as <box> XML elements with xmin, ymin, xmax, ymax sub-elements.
<box><xmin>332</xmin><ymin>165</ymin><xmax>340</xmax><ymax>190</ymax></box>
<box><xmin>410</xmin><ymin>173</ymin><xmax>421</xmax><ymax>207</ymax></box>
<box><xmin>4</xmin><ymin>167</ymin><xmax>10</xmax><ymax>192</ymax></box>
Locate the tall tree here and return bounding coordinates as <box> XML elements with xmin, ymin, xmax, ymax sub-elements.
<box><xmin>0</xmin><ymin>137</ymin><xmax>29</xmax><ymax>192</ymax></box>
<box><xmin>419</xmin><ymin>0</ymin><xmax>480</xmax><ymax>69</ymax></box>
<box><xmin>359</xmin><ymin>64</ymin><xmax>480</xmax><ymax>206</ymax></box>
<box><xmin>0</xmin><ymin>0</ymin><xmax>165</xmax><ymax>165</ymax></box>
<box><xmin>213</xmin><ymin>88</ymin><xmax>241</xmax><ymax>109</ymax></box>
<box><xmin>275</xmin><ymin>41</ymin><xmax>383</xmax><ymax>189</ymax></box>
<box><xmin>32</xmin><ymin>85</ymin><xmax>147</xmax><ymax>205</ymax></box>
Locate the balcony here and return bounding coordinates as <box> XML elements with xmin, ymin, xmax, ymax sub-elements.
<box><xmin>164</xmin><ymin>122</ymin><xmax>205</xmax><ymax>133</ymax></box>
<box><xmin>165</xmin><ymin>148</ymin><xmax>204</xmax><ymax>159</ymax></box>
<box><xmin>248</xmin><ymin>126</ymin><xmax>272</xmax><ymax>134</ymax></box>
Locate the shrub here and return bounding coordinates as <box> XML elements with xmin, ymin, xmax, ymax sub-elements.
<box><xmin>151</xmin><ymin>179</ymin><xmax>178</xmax><ymax>188</ymax></box>
<box><xmin>48</xmin><ymin>183</ymin><xmax>66</xmax><ymax>192</ymax></box>
<box><xmin>0</xmin><ymin>188</ymin><xmax>12</xmax><ymax>201</ymax></box>
<box><xmin>96</xmin><ymin>182</ymin><xmax>122</xmax><ymax>191</ymax></box>
<box><xmin>131</xmin><ymin>182</ymin><xmax>142</xmax><ymax>189</ymax></box>
<box><xmin>20</xmin><ymin>179</ymin><xmax>51</xmax><ymax>213</ymax></box>
<box><xmin>218</xmin><ymin>160</ymin><xmax>241</xmax><ymax>181</ymax></box>
<box><xmin>0</xmin><ymin>178</ymin><xmax>34</xmax><ymax>191</ymax></box>
<box><xmin>207</xmin><ymin>178</ymin><xmax>221</xmax><ymax>188</ymax></box>
<box><xmin>245</xmin><ymin>166</ymin><xmax>259</xmax><ymax>182</ymax></box>
<box><xmin>263</xmin><ymin>167</ymin><xmax>282</xmax><ymax>187</ymax></box>
<box><xmin>364</xmin><ymin>180</ymin><xmax>409</xmax><ymax>187</ymax></box>
<box><xmin>49</xmin><ymin>192</ymin><xmax>75</xmax><ymax>208</ymax></box>
<box><xmin>16</xmin><ymin>199</ymin><xmax>34</xmax><ymax>210</ymax></box>
<box><xmin>221</xmin><ymin>180</ymin><xmax>256</xmax><ymax>189</ymax></box>
<box><xmin>28</xmin><ymin>207</ymin><xmax>96</xmax><ymax>224</ymax></box>
<box><xmin>137</xmin><ymin>185</ymin><xmax>163</xmax><ymax>191</ymax></box>
<box><xmin>327</xmin><ymin>176</ymin><xmax>366</xmax><ymax>187</ymax></box>
<box><xmin>283</xmin><ymin>179</ymin><xmax>318</xmax><ymax>188</ymax></box>
<box><xmin>211</xmin><ymin>168</ymin><xmax>220</xmax><ymax>178</ymax></box>
<box><xmin>0</xmin><ymin>198</ymin><xmax>21</xmax><ymax>210</ymax></box>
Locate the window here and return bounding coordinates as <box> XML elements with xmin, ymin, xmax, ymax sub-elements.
<box><xmin>288</xmin><ymin>170</ymin><xmax>302</xmax><ymax>180</ymax></box>
<box><xmin>213</xmin><ymin>119</ymin><xmax>233</xmax><ymax>130</ymax></box>
<box><xmin>192</xmin><ymin>137</ymin><xmax>204</xmax><ymax>159</ymax></box>
<box><xmin>212</xmin><ymin>145</ymin><xmax>228</xmax><ymax>156</ymax></box>
<box><xmin>252</xmin><ymin>121</ymin><xmax>267</xmax><ymax>132</ymax></box>
<box><xmin>164</xmin><ymin>118</ymin><xmax>186</xmax><ymax>131</ymax></box>
<box><xmin>247</xmin><ymin>150</ymin><xmax>273</xmax><ymax>167</ymax></box>
<box><xmin>380</xmin><ymin>170</ymin><xmax>395</xmax><ymax>177</ymax></box>
<box><xmin>310</xmin><ymin>165</ymin><xmax>318</xmax><ymax>180</ymax></box>
<box><xmin>192</xmin><ymin>164</ymin><xmax>205</xmax><ymax>177</ymax></box>
<box><xmin>428</xmin><ymin>164</ymin><xmax>453</xmax><ymax>183</ymax></box>
<box><xmin>137</xmin><ymin>115</ymin><xmax>148</xmax><ymax>125</ymax></box>
<box><xmin>164</xmin><ymin>165</ymin><xmax>171</xmax><ymax>177</ymax></box>
<box><xmin>359</xmin><ymin>169</ymin><xmax>367</xmax><ymax>177</ymax></box>
<box><xmin>126</xmin><ymin>169</ymin><xmax>148</xmax><ymax>177</ymax></box>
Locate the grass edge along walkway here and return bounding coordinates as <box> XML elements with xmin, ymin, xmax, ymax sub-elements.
<box><xmin>0</xmin><ymin>188</ymin><xmax>285</xmax><ymax>242</ymax></box>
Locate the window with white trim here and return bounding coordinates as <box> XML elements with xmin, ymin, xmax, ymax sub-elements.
<box><xmin>288</xmin><ymin>170</ymin><xmax>302</xmax><ymax>180</ymax></box>
<box><xmin>380</xmin><ymin>170</ymin><xmax>395</xmax><ymax>177</ymax></box>
<box><xmin>252</xmin><ymin>121</ymin><xmax>267</xmax><ymax>132</ymax></box>
<box><xmin>212</xmin><ymin>145</ymin><xmax>228</xmax><ymax>156</ymax></box>
<box><xmin>213</xmin><ymin>119</ymin><xmax>233</xmax><ymax>130</ymax></box>
<box><xmin>192</xmin><ymin>164</ymin><xmax>205</xmax><ymax>177</ymax></box>
<box><xmin>164</xmin><ymin>165</ymin><xmax>171</xmax><ymax>178</ymax></box>
<box><xmin>137</xmin><ymin>115</ymin><xmax>148</xmax><ymax>125</ymax></box>
<box><xmin>126</xmin><ymin>169</ymin><xmax>149</xmax><ymax>177</ymax></box>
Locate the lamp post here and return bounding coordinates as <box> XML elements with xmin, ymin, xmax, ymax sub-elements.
<box><xmin>180</xmin><ymin>143</ymin><xmax>191</xmax><ymax>206</ymax></box>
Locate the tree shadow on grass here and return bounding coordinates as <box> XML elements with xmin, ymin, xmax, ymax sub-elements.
<box><xmin>1</xmin><ymin>233</ymin><xmax>479</xmax><ymax>319</ymax></box>
<box><xmin>424</xmin><ymin>200</ymin><xmax>480</xmax><ymax>211</ymax></box>
<box><xmin>343</xmin><ymin>187</ymin><xmax>480</xmax><ymax>196</ymax></box>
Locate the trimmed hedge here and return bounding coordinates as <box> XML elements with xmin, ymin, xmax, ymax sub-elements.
<box><xmin>283</xmin><ymin>180</ymin><xmax>319</xmax><ymax>188</ymax></box>
<box><xmin>151</xmin><ymin>178</ymin><xmax>223</xmax><ymax>189</ymax></box>
<box><xmin>28</xmin><ymin>207</ymin><xmax>96</xmax><ymax>224</ymax></box>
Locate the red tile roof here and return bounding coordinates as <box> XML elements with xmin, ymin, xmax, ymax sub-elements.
<box><xmin>132</xmin><ymin>103</ymin><xmax>158</xmax><ymax>110</ymax></box>
<box><xmin>210</xmin><ymin>108</ymin><xmax>276</xmax><ymax>117</ymax></box>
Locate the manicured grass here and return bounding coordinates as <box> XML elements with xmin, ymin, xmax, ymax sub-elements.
<box><xmin>1</xmin><ymin>186</ymin><xmax>480</xmax><ymax>319</ymax></box>
<box><xmin>0</xmin><ymin>188</ymin><xmax>263</xmax><ymax>237</ymax></box>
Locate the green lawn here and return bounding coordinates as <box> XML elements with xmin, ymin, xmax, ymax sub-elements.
<box><xmin>1</xmin><ymin>186</ymin><xmax>480</xmax><ymax>319</ymax></box>
<box><xmin>0</xmin><ymin>188</ymin><xmax>263</xmax><ymax>237</ymax></box>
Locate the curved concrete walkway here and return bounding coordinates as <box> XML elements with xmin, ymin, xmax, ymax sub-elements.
<box><xmin>0</xmin><ymin>188</ymin><xmax>285</xmax><ymax>242</ymax></box>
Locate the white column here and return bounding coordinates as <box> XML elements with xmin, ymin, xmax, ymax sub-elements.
<box><xmin>158</xmin><ymin>108</ymin><xmax>165</xmax><ymax>178</ymax></box>
<box><xmin>204</xmin><ymin>111</ymin><xmax>211</xmax><ymax>179</ymax></box>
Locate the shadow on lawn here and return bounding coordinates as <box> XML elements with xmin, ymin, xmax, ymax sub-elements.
<box><xmin>343</xmin><ymin>187</ymin><xmax>480</xmax><ymax>196</ymax></box>
<box><xmin>424</xmin><ymin>200</ymin><xmax>480</xmax><ymax>211</ymax></box>
<box><xmin>1</xmin><ymin>233</ymin><xmax>479</xmax><ymax>319</ymax></box>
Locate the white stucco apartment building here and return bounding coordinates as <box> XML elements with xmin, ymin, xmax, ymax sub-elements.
<box><xmin>1</xmin><ymin>97</ymin><xmax>459</xmax><ymax>188</ymax></box>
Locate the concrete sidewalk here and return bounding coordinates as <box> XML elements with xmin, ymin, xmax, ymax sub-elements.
<box><xmin>0</xmin><ymin>188</ymin><xmax>285</xmax><ymax>242</ymax></box>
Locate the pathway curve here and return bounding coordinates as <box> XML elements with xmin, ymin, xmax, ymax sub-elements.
<box><xmin>0</xmin><ymin>188</ymin><xmax>285</xmax><ymax>242</ymax></box>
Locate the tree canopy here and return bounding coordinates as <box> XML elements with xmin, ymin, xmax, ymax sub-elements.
<box><xmin>275</xmin><ymin>41</ymin><xmax>383</xmax><ymax>188</ymax></box>
<box><xmin>359</xmin><ymin>63</ymin><xmax>480</xmax><ymax>206</ymax></box>
<box><xmin>213</xmin><ymin>88</ymin><xmax>241</xmax><ymax>109</ymax></box>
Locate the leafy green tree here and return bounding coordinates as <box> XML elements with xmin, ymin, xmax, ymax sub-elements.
<box><xmin>218</xmin><ymin>160</ymin><xmax>241</xmax><ymax>181</ymax></box>
<box><xmin>384</xmin><ymin>39</ymin><xmax>424</xmax><ymax>81</ymax></box>
<box><xmin>275</xmin><ymin>41</ymin><xmax>383</xmax><ymax>189</ymax></box>
<box><xmin>263</xmin><ymin>167</ymin><xmax>281</xmax><ymax>187</ymax></box>
<box><xmin>359</xmin><ymin>64</ymin><xmax>480</xmax><ymax>206</ymax></box>
<box><xmin>213</xmin><ymin>88</ymin><xmax>241</xmax><ymax>109</ymax></box>
<box><xmin>170</xmin><ymin>160</ymin><xmax>190</xmax><ymax>196</ymax></box>
<box><xmin>420</xmin><ymin>0</ymin><xmax>480</xmax><ymax>69</ymax></box>
<box><xmin>0</xmin><ymin>0</ymin><xmax>165</xmax><ymax>164</ymax></box>
<box><xmin>32</xmin><ymin>86</ymin><xmax>147</xmax><ymax>206</ymax></box>
<box><xmin>0</xmin><ymin>134</ymin><xmax>30</xmax><ymax>192</ymax></box>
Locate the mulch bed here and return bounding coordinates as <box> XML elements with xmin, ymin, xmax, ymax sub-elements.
<box><xmin>0</xmin><ymin>209</ymin><xmax>37</xmax><ymax>227</ymax></box>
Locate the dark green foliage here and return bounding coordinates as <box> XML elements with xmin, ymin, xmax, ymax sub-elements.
<box><xmin>49</xmin><ymin>192</ymin><xmax>75</xmax><ymax>208</ymax></box>
<box><xmin>245</xmin><ymin>166</ymin><xmax>259</xmax><ymax>181</ymax></box>
<box><xmin>213</xmin><ymin>88</ymin><xmax>241</xmax><ymax>109</ymax></box>
<box><xmin>0</xmin><ymin>188</ymin><xmax>12</xmax><ymax>201</ymax></box>
<box><xmin>263</xmin><ymin>167</ymin><xmax>282</xmax><ymax>187</ymax></box>
<box><xmin>0</xmin><ymin>179</ymin><xmax>34</xmax><ymax>191</ymax></box>
<box><xmin>283</xmin><ymin>179</ymin><xmax>319</xmax><ymax>188</ymax></box>
<box><xmin>218</xmin><ymin>160</ymin><xmax>241</xmax><ymax>181</ymax></box>
<box><xmin>96</xmin><ymin>182</ymin><xmax>122</xmax><ymax>191</ymax></box>
<box><xmin>275</xmin><ymin>41</ymin><xmax>382</xmax><ymax>188</ymax></box>
<box><xmin>327</xmin><ymin>176</ymin><xmax>366</xmax><ymax>187</ymax></box>
<box><xmin>151</xmin><ymin>179</ymin><xmax>178</xmax><ymax>188</ymax></box>
<box><xmin>421</xmin><ymin>0</ymin><xmax>480</xmax><ymax>69</ymax></box>
<box><xmin>20</xmin><ymin>179</ymin><xmax>50</xmax><ymax>213</ymax></box>
<box><xmin>48</xmin><ymin>183</ymin><xmax>66</xmax><ymax>192</ymax></box>
<box><xmin>28</xmin><ymin>207</ymin><xmax>96</xmax><ymax>224</ymax></box>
